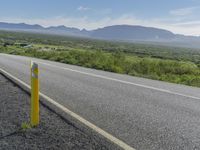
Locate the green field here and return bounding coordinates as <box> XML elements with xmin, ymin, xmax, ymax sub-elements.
<box><xmin>0</xmin><ymin>30</ymin><xmax>200</xmax><ymax>87</ymax></box>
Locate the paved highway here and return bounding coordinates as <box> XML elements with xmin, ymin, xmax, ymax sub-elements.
<box><xmin>0</xmin><ymin>54</ymin><xmax>200</xmax><ymax>150</ymax></box>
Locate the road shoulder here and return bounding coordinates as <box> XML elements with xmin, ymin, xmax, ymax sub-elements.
<box><xmin>0</xmin><ymin>73</ymin><xmax>120</xmax><ymax>150</ymax></box>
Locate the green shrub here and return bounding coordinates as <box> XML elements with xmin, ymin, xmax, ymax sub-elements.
<box><xmin>1</xmin><ymin>44</ymin><xmax>200</xmax><ymax>87</ymax></box>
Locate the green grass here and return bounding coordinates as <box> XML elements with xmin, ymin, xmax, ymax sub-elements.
<box><xmin>0</xmin><ymin>30</ymin><xmax>200</xmax><ymax>87</ymax></box>
<box><xmin>21</xmin><ymin>122</ymin><xmax>32</xmax><ymax>131</ymax></box>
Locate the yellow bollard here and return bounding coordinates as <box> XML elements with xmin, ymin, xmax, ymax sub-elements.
<box><xmin>30</xmin><ymin>61</ymin><xmax>39</xmax><ymax>126</ymax></box>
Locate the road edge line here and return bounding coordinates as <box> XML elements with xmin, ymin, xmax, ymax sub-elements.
<box><xmin>37</xmin><ymin>61</ymin><xmax>200</xmax><ymax>100</ymax></box>
<box><xmin>0</xmin><ymin>68</ymin><xmax>136</xmax><ymax>150</ymax></box>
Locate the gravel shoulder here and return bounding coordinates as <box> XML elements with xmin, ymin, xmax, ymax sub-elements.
<box><xmin>0</xmin><ymin>73</ymin><xmax>120</xmax><ymax>150</ymax></box>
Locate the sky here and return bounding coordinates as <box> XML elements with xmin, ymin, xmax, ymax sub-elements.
<box><xmin>0</xmin><ymin>0</ymin><xmax>200</xmax><ymax>36</ymax></box>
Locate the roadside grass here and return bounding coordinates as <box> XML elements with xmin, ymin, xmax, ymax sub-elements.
<box><xmin>0</xmin><ymin>30</ymin><xmax>199</xmax><ymax>87</ymax></box>
<box><xmin>1</xmin><ymin>46</ymin><xmax>200</xmax><ymax>87</ymax></box>
<box><xmin>21</xmin><ymin>122</ymin><xmax>32</xmax><ymax>131</ymax></box>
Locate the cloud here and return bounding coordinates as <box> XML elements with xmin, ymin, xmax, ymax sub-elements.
<box><xmin>1</xmin><ymin>14</ymin><xmax>200</xmax><ymax>36</ymax></box>
<box><xmin>77</xmin><ymin>6</ymin><xmax>90</xmax><ymax>11</ymax></box>
<box><xmin>169</xmin><ymin>7</ymin><xmax>198</xmax><ymax>16</ymax></box>
<box><xmin>172</xmin><ymin>20</ymin><xmax>200</xmax><ymax>27</ymax></box>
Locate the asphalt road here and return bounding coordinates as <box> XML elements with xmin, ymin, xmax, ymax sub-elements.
<box><xmin>0</xmin><ymin>73</ymin><xmax>118</xmax><ymax>150</ymax></box>
<box><xmin>0</xmin><ymin>53</ymin><xmax>200</xmax><ymax>150</ymax></box>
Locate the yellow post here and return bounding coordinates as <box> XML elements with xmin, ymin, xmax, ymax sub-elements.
<box><xmin>30</xmin><ymin>61</ymin><xmax>39</xmax><ymax>126</ymax></box>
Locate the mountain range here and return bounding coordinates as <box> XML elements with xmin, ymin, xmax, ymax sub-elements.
<box><xmin>0</xmin><ymin>22</ymin><xmax>200</xmax><ymax>48</ymax></box>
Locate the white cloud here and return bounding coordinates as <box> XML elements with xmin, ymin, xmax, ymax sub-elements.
<box><xmin>77</xmin><ymin>6</ymin><xmax>90</xmax><ymax>11</ymax></box>
<box><xmin>1</xmin><ymin>14</ymin><xmax>200</xmax><ymax>36</ymax></box>
<box><xmin>172</xmin><ymin>20</ymin><xmax>200</xmax><ymax>27</ymax></box>
<box><xmin>169</xmin><ymin>7</ymin><xmax>198</xmax><ymax>16</ymax></box>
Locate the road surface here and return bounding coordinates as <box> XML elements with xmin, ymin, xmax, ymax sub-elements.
<box><xmin>0</xmin><ymin>53</ymin><xmax>200</xmax><ymax>150</ymax></box>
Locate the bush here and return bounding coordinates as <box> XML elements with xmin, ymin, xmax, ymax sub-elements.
<box><xmin>1</xmin><ymin>46</ymin><xmax>200</xmax><ymax>87</ymax></box>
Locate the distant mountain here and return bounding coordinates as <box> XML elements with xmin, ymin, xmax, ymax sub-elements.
<box><xmin>46</xmin><ymin>25</ymin><xmax>80</xmax><ymax>33</ymax></box>
<box><xmin>0</xmin><ymin>22</ymin><xmax>200</xmax><ymax>48</ymax></box>
<box><xmin>0</xmin><ymin>22</ymin><xmax>83</xmax><ymax>35</ymax></box>
<box><xmin>90</xmin><ymin>25</ymin><xmax>175</xmax><ymax>40</ymax></box>
<box><xmin>0</xmin><ymin>22</ymin><xmax>43</xmax><ymax>30</ymax></box>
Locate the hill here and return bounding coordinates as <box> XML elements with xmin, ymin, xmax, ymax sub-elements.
<box><xmin>0</xmin><ymin>22</ymin><xmax>200</xmax><ymax>48</ymax></box>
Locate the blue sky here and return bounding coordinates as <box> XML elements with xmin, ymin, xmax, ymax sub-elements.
<box><xmin>0</xmin><ymin>0</ymin><xmax>200</xmax><ymax>35</ymax></box>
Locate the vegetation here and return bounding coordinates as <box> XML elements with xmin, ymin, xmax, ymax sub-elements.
<box><xmin>21</xmin><ymin>122</ymin><xmax>32</xmax><ymax>131</ymax></box>
<box><xmin>0</xmin><ymin>30</ymin><xmax>200</xmax><ymax>87</ymax></box>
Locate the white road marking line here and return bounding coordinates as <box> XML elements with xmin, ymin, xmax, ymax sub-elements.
<box><xmin>1</xmin><ymin>54</ymin><xmax>199</xmax><ymax>100</ymax></box>
<box><xmin>0</xmin><ymin>68</ymin><xmax>135</xmax><ymax>150</ymax></box>
<box><xmin>37</xmin><ymin>61</ymin><xmax>200</xmax><ymax>100</ymax></box>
